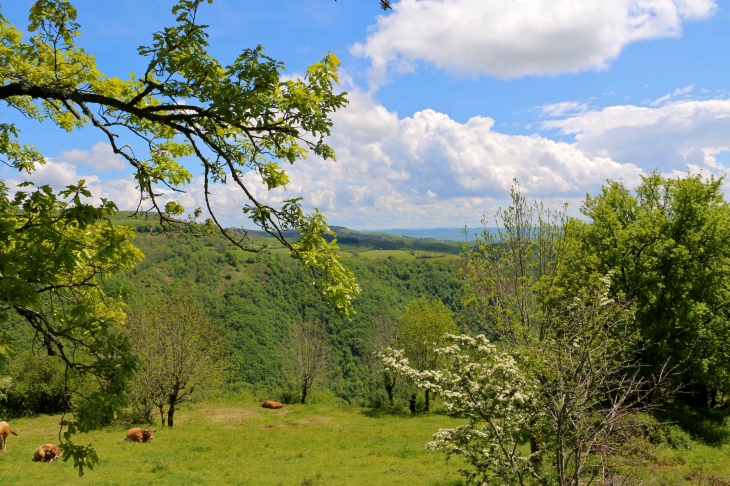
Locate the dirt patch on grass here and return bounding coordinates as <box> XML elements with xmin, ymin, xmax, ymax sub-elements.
<box><xmin>302</xmin><ymin>416</ymin><xmax>330</xmax><ymax>424</ymax></box>
<box><xmin>202</xmin><ymin>407</ymin><xmax>257</xmax><ymax>423</ymax></box>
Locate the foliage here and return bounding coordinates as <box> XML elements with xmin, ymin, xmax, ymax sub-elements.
<box><xmin>126</xmin><ymin>290</ymin><xmax>230</xmax><ymax>427</ymax></box>
<box><xmin>281</xmin><ymin>319</ymin><xmax>333</xmax><ymax>404</ymax></box>
<box><xmin>572</xmin><ymin>172</ymin><xmax>730</xmax><ymax>404</ymax></box>
<box><xmin>0</xmin><ymin>179</ymin><xmax>141</xmax><ymax>472</ymax></box>
<box><xmin>461</xmin><ymin>181</ymin><xmax>568</xmax><ymax>343</ymax></box>
<box><xmin>99</xmin><ymin>229</ymin><xmax>464</xmax><ymax>401</ymax></box>
<box><xmin>380</xmin><ymin>335</ymin><xmax>541</xmax><ymax>485</ymax></box>
<box><xmin>368</xmin><ymin>309</ymin><xmax>401</xmax><ymax>405</ymax></box>
<box><xmin>398</xmin><ymin>297</ymin><xmax>458</xmax><ymax>411</ymax></box>
<box><xmin>0</xmin><ymin>0</ymin><xmax>360</xmax><ymax>315</ymax></box>
<box><xmin>452</xmin><ymin>184</ymin><xmax>675</xmax><ymax>485</ymax></box>
<box><xmin>1</xmin><ymin>350</ymin><xmax>70</xmax><ymax>417</ymax></box>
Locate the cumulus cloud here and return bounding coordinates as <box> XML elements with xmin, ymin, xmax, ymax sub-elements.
<box><xmin>352</xmin><ymin>0</ymin><xmax>716</xmax><ymax>81</ymax></box>
<box><xmin>19</xmin><ymin>95</ymin><xmax>730</xmax><ymax>230</ymax></box>
<box><xmin>94</xmin><ymin>88</ymin><xmax>641</xmax><ymax>229</ymax></box>
<box><xmin>209</xmin><ymin>89</ymin><xmax>644</xmax><ymax>228</ymax></box>
<box><xmin>58</xmin><ymin>142</ymin><xmax>127</xmax><ymax>172</ymax></box>
<box><xmin>543</xmin><ymin>98</ymin><xmax>730</xmax><ymax>175</ymax></box>
<box><xmin>3</xmin><ymin>158</ymin><xmax>139</xmax><ymax>209</ymax></box>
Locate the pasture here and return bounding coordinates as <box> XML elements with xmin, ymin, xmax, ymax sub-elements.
<box><xmin>3</xmin><ymin>401</ymin><xmax>730</xmax><ymax>484</ymax></box>
<box><xmin>0</xmin><ymin>400</ymin><xmax>466</xmax><ymax>486</ymax></box>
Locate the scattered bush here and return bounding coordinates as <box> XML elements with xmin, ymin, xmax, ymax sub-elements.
<box><xmin>665</xmin><ymin>424</ymin><xmax>693</xmax><ymax>450</ymax></box>
<box><xmin>0</xmin><ymin>350</ymin><xmax>71</xmax><ymax>416</ymax></box>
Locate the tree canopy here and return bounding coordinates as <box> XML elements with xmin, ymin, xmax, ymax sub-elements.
<box><xmin>0</xmin><ymin>0</ymin><xmax>360</xmax><ymax>314</ymax></box>
<box><xmin>571</xmin><ymin>172</ymin><xmax>730</xmax><ymax>406</ymax></box>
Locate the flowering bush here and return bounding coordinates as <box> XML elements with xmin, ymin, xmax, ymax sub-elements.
<box><xmin>380</xmin><ymin>335</ymin><xmax>541</xmax><ymax>485</ymax></box>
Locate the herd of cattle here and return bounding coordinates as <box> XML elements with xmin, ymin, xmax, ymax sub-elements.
<box><xmin>0</xmin><ymin>420</ymin><xmax>156</xmax><ymax>463</ymax></box>
<box><xmin>0</xmin><ymin>401</ymin><xmax>283</xmax><ymax>464</ymax></box>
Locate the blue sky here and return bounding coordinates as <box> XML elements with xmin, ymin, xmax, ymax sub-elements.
<box><xmin>2</xmin><ymin>0</ymin><xmax>730</xmax><ymax>229</ymax></box>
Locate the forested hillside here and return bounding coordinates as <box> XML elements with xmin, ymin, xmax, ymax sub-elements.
<box><xmin>110</xmin><ymin>225</ymin><xmax>464</xmax><ymax>401</ymax></box>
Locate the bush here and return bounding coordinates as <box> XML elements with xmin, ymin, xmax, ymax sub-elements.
<box><xmin>665</xmin><ymin>424</ymin><xmax>693</xmax><ymax>449</ymax></box>
<box><xmin>1</xmin><ymin>351</ymin><xmax>70</xmax><ymax>416</ymax></box>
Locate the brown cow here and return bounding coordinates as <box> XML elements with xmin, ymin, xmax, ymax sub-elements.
<box><xmin>0</xmin><ymin>421</ymin><xmax>17</xmax><ymax>451</ymax></box>
<box><xmin>33</xmin><ymin>444</ymin><xmax>61</xmax><ymax>463</ymax></box>
<box><xmin>261</xmin><ymin>401</ymin><xmax>283</xmax><ymax>409</ymax></box>
<box><xmin>125</xmin><ymin>428</ymin><xmax>156</xmax><ymax>442</ymax></box>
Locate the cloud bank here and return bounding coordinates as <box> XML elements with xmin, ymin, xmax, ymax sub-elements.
<box><xmin>352</xmin><ymin>0</ymin><xmax>716</xmax><ymax>81</ymax></box>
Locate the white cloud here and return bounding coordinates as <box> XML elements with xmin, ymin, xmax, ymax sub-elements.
<box><xmin>18</xmin><ymin>95</ymin><xmax>730</xmax><ymax>230</ymax></box>
<box><xmin>648</xmin><ymin>84</ymin><xmax>694</xmax><ymax>106</ymax></box>
<box><xmin>96</xmin><ymin>89</ymin><xmax>641</xmax><ymax>229</ymax></box>
<box><xmin>543</xmin><ymin>98</ymin><xmax>730</xmax><ymax>177</ymax></box>
<box><xmin>216</xmin><ymin>89</ymin><xmax>645</xmax><ymax>228</ymax></box>
<box><xmin>540</xmin><ymin>101</ymin><xmax>590</xmax><ymax>117</ymax></box>
<box><xmin>58</xmin><ymin>142</ymin><xmax>127</xmax><ymax>172</ymax></box>
<box><xmin>3</xmin><ymin>158</ymin><xmax>140</xmax><ymax>210</ymax></box>
<box><xmin>352</xmin><ymin>0</ymin><xmax>716</xmax><ymax>81</ymax></box>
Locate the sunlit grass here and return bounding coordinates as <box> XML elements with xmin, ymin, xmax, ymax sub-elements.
<box><xmin>0</xmin><ymin>400</ymin><xmax>466</xmax><ymax>486</ymax></box>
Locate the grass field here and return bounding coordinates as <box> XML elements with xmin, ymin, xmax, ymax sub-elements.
<box><xmin>4</xmin><ymin>400</ymin><xmax>730</xmax><ymax>485</ymax></box>
<box><xmin>0</xmin><ymin>400</ymin><xmax>466</xmax><ymax>486</ymax></box>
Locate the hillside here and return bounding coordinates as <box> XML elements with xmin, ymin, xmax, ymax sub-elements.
<box><xmin>35</xmin><ymin>214</ymin><xmax>463</xmax><ymax>400</ymax></box>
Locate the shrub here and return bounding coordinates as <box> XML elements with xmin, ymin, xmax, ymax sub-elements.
<box><xmin>2</xmin><ymin>351</ymin><xmax>70</xmax><ymax>416</ymax></box>
<box><xmin>665</xmin><ymin>425</ymin><xmax>693</xmax><ymax>450</ymax></box>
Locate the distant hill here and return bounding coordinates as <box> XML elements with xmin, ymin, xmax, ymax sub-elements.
<box><xmin>375</xmin><ymin>228</ymin><xmax>481</xmax><ymax>242</ymax></box>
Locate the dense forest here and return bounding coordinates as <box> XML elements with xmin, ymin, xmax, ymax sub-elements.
<box><xmin>3</xmin><ymin>222</ymin><xmax>465</xmax><ymax>404</ymax></box>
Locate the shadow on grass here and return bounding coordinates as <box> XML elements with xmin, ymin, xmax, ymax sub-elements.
<box><xmin>656</xmin><ymin>403</ymin><xmax>730</xmax><ymax>446</ymax></box>
<box><xmin>359</xmin><ymin>406</ymin><xmax>410</xmax><ymax>418</ymax></box>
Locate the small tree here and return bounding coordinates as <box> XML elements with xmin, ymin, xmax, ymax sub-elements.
<box><xmin>398</xmin><ymin>297</ymin><xmax>457</xmax><ymax>411</ymax></box>
<box><xmin>127</xmin><ymin>291</ymin><xmax>228</xmax><ymax>427</ymax></box>
<box><xmin>368</xmin><ymin>309</ymin><xmax>401</xmax><ymax>405</ymax></box>
<box><xmin>281</xmin><ymin>319</ymin><xmax>333</xmax><ymax>404</ymax></box>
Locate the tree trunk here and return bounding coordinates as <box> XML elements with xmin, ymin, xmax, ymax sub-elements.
<box><xmin>158</xmin><ymin>404</ymin><xmax>165</xmax><ymax>427</ymax></box>
<box><xmin>384</xmin><ymin>373</ymin><xmax>395</xmax><ymax>405</ymax></box>
<box><xmin>301</xmin><ymin>384</ymin><xmax>308</xmax><ymax>404</ymax></box>
<box><xmin>424</xmin><ymin>388</ymin><xmax>430</xmax><ymax>412</ymax></box>
<box><xmin>167</xmin><ymin>396</ymin><xmax>176</xmax><ymax>427</ymax></box>
<box><xmin>530</xmin><ymin>418</ymin><xmax>543</xmax><ymax>466</ymax></box>
<box><xmin>684</xmin><ymin>382</ymin><xmax>709</xmax><ymax>408</ymax></box>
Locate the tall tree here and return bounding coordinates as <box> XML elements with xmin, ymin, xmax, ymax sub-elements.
<box><xmin>572</xmin><ymin>172</ymin><xmax>730</xmax><ymax>406</ymax></box>
<box><xmin>398</xmin><ymin>297</ymin><xmax>457</xmax><ymax>411</ymax></box>
<box><xmin>126</xmin><ymin>290</ymin><xmax>229</xmax><ymax>427</ymax></box>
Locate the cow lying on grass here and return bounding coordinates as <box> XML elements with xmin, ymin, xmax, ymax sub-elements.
<box><xmin>0</xmin><ymin>421</ymin><xmax>18</xmax><ymax>450</ymax></box>
<box><xmin>261</xmin><ymin>401</ymin><xmax>283</xmax><ymax>409</ymax></box>
<box><xmin>33</xmin><ymin>444</ymin><xmax>60</xmax><ymax>463</ymax></box>
<box><xmin>126</xmin><ymin>428</ymin><xmax>156</xmax><ymax>442</ymax></box>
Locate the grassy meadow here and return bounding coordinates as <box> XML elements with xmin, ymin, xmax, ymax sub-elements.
<box><xmin>0</xmin><ymin>400</ymin><xmax>467</xmax><ymax>486</ymax></box>
<box><xmin>4</xmin><ymin>400</ymin><xmax>730</xmax><ymax>485</ymax></box>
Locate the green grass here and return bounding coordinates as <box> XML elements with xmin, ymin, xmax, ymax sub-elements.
<box><xmin>0</xmin><ymin>400</ymin><xmax>466</xmax><ymax>486</ymax></box>
<box><xmin>5</xmin><ymin>401</ymin><xmax>730</xmax><ymax>484</ymax></box>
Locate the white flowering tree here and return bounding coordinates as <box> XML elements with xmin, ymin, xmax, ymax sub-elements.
<box><xmin>380</xmin><ymin>335</ymin><xmax>541</xmax><ymax>486</ymax></box>
<box><xmin>382</xmin><ymin>277</ymin><xmax>673</xmax><ymax>486</ymax></box>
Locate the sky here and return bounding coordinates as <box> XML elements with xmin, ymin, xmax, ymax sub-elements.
<box><xmin>2</xmin><ymin>0</ymin><xmax>730</xmax><ymax>230</ymax></box>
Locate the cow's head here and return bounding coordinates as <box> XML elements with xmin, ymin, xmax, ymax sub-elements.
<box><xmin>143</xmin><ymin>429</ymin><xmax>155</xmax><ymax>441</ymax></box>
<box><xmin>45</xmin><ymin>446</ymin><xmax>60</xmax><ymax>462</ymax></box>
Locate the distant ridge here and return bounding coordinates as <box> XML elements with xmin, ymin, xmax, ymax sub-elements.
<box><xmin>373</xmin><ymin>227</ymin><xmax>495</xmax><ymax>242</ymax></box>
<box><xmin>375</xmin><ymin>228</ymin><xmax>467</xmax><ymax>242</ymax></box>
